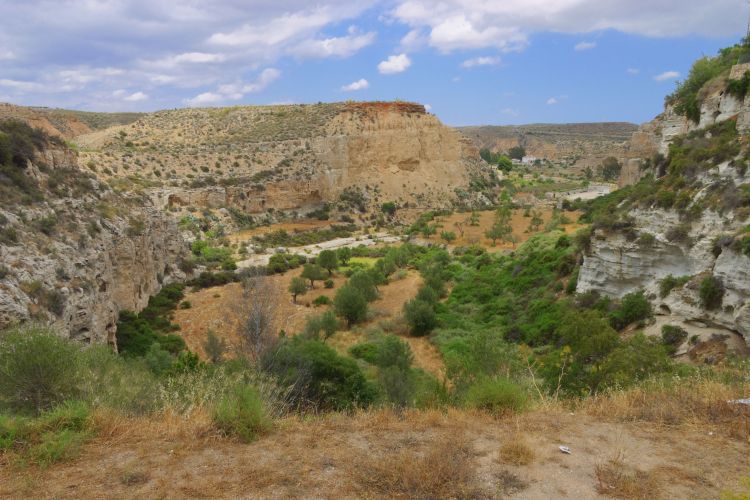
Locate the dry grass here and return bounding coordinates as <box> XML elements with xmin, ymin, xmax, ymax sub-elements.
<box><xmin>354</xmin><ymin>432</ymin><xmax>479</xmax><ymax>498</ymax></box>
<box><xmin>498</xmin><ymin>435</ymin><xmax>535</xmax><ymax>466</ymax></box>
<box><xmin>578</xmin><ymin>376</ymin><xmax>750</xmax><ymax>440</ymax></box>
<box><xmin>595</xmin><ymin>452</ymin><xmax>661</xmax><ymax>499</ymax></box>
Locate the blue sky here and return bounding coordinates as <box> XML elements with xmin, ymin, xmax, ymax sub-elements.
<box><xmin>0</xmin><ymin>0</ymin><xmax>744</xmax><ymax>126</ymax></box>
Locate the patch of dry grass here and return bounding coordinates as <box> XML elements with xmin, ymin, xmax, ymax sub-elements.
<box><xmin>498</xmin><ymin>435</ymin><xmax>535</xmax><ymax>465</ymax></box>
<box><xmin>354</xmin><ymin>432</ymin><xmax>480</xmax><ymax>498</ymax></box>
<box><xmin>595</xmin><ymin>453</ymin><xmax>661</xmax><ymax>499</ymax></box>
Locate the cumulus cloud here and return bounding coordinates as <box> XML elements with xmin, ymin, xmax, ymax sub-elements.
<box><xmin>123</xmin><ymin>91</ymin><xmax>148</xmax><ymax>102</ymax></box>
<box><xmin>461</xmin><ymin>56</ymin><xmax>501</xmax><ymax>68</ymax></box>
<box><xmin>626</xmin><ymin>68</ymin><xmax>640</xmax><ymax>75</ymax></box>
<box><xmin>654</xmin><ymin>70</ymin><xmax>680</xmax><ymax>81</ymax></box>
<box><xmin>290</xmin><ymin>30</ymin><xmax>376</xmax><ymax>59</ymax></box>
<box><xmin>341</xmin><ymin>78</ymin><xmax>369</xmax><ymax>91</ymax></box>
<box><xmin>574</xmin><ymin>41</ymin><xmax>596</xmax><ymax>51</ymax></box>
<box><xmin>378</xmin><ymin>53</ymin><xmax>411</xmax><ymax>74</ymax></box>
<box><xmin>389</xmin><ymin>0</ymin><xmax>743</xmax><ymax>52</ymax></box>
<box><xmin>546</xmin><ymin>97</ymin><xmax>559</xmax><ymax>105</ymax></box>
<box><xmin>184</xmin><ymin>68</ymin><xmax>281</xmax><ymax>107</ymax></box>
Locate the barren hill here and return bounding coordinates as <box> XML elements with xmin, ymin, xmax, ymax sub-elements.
<box><xmin>457</xmin><ymin>122</ymin><xmax>638</xmax><ymax>169</ymax></box>
<box><xmin>76</xmin><ymin>102</ymin><xmax>495</xmax><ymax>221</ymax></box>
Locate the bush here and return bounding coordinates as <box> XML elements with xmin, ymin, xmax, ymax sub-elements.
<box><xmin>699</xmin><ymin>276</ymin><xmax>724</xmax><ymax>310</ymax></box>
<box><xmin>312</xmin><ymin>295</ymin><xmax>331</xmax><ymax>306</ymax></box>
<box><xmin>261</xmin><ymin>337</ymin><xmax>376</xmax><ymax>411</ymax></box>
<box><xmin>661</xmin><ymin>325</ymin><xmax>688</xmax><ymax>354</ymax></box>
<box><xmin>403</xmin><ymin>299</ymin><xmax>437</xmax><ymax>336</ymax></box>
<box><xmin>324</xmin><ymin>279</ymin><xmax>334</xmax><ymax>289</ymax></box>
<box><xmin>462</xmin><ymin>378</ymin><xmax>527</xmax><ymax>414</ymax></box>
<box><xmin>659</xmin><ymin>275</ymin><xmax>691</xmax><ymax>298</ymax></box>
<box><xmin>348</xmin><ymin>270</ymin><xmax>378</xmax><ymax>302</ymax></box>
<box><xmin>0</xmin><ymin>326</ymin><xmax>82</xmax><ymax>414</ymax></box>
<box><xmin>334</xmin><ymin>284</ymin><xmax>368</xmax><ymax>327</ymax></box>
<box><xmin>609</xmin><ymin>291</ymin><xmax>652</xmax><ymax>330</ymax></box>
<box><xmin>212</xmin><ymin>385</ymin><xmax>271</xmax><ymax>443</ymax></box>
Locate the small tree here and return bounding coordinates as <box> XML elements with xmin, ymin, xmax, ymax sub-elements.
<box><xmin>469</xmin><ymin>211</ymin><xmax>480</xmax><ymax>226</ymax></box>
<box><xmin>288</xmin><ymin>276</ymin><xmax>308</xmax><ymax>303</ymax></box>
<box><xmin>203</xmin><ymin>330</ymin><xmax>228</xmax><ymax>363</ymax></box>
<box><xmin>497</xmin><ymin>155</ymin><xmax>513</xmax><ymax>173</ymax></box>
<box><xmin>508</xmin><ymin>145</ymin><xmax>526</xmax><ymax>160</ymax></box>
<box><xmin>699</xmin><ymin>276</ymin><xmax>724</xmax><ymax>310</ymax></box>
<box><xmin>527</xmin><ymin>210</ymin><xmax>543</xmax><ymax>233</ymax></box>
<box><xmin>600</xmin><ymin>156</ymin><xmax>622</xmax><ymax>181</ymax></box>
<box><xmin>334</xmin><ymin>284</ymin><xmax>368</xmax><ymax>328</ymax></box>
<box><xmin>301</xmin><ymin>263</ymin><xmax>326</xmax><ymax>288</ymax></box>
<box><xmin>421</xmin><ymin>224</ymin><xmax>437</xmax><ymax>239</ymax></box>
<box><xmin>440</xmin><ymin>231</ymin><xmax>457</xmax><ymax>244</ymax></box>
<box><xmin>337</xmin><ymin>247</ymin><xmax>352</xmax><ymax>265</ymax></box>
<box><xmin>317</xmin><ymin>250</ymin><xmax>339</xmax><ymax>276</ymax></box>
<box><xmin>403</xmin><ymin>299</ymin><xmax>437</xmax><ymax>336</ymax></box>
<box><xmin>454</xmin><ymin>220</ymin><xmax>465</xmax><ymax>237</ymax></box>
<box><xmin>381</xmin><ymin>201</ymin><xmax>397</xmax><ymax>216</ymax></box>
<box><xmin>349</xmin><ymin>270</ymin><xmax>378</xmax><ymax>301</ymax></box>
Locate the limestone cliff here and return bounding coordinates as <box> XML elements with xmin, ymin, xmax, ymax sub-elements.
<box><xmin>75</xmin><ymin>102</ymin><xmax>495</xmax><ymax>221</ymax></box>
<box><xmin>0</xmin><ymin>110</ymin><xmax>189</xmax><ymax>345</ymax></box>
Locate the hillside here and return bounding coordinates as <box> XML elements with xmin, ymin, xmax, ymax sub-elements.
<box><xmin>75</xmin><ymin>102</ymin><xmax>496</xmax><ymax>223</ymax></box>
<box><xmin>457</xmin><ymin>122</ymin><xmax>638</xmax><ymax>169</ymax></box>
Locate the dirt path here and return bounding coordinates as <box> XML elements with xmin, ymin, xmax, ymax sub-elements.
<box><xmin>3</xmin><ymin>408</ymin><xmax>747</xmax><ymax>499</ymax></box>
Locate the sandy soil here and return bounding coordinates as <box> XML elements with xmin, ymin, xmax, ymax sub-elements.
<box><xmin>420</xmin><ymin>208</ymin><xmax>584</xmax><ymax>251</ymax></box>
<box><xmin>3</xmin><ymin>408</ymin><xmax>747</xmax><ymax>499</ymax></box>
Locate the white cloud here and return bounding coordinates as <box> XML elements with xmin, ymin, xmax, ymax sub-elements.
<box><xmin>654</xmin><ymin>70</ymin><xmax>680</xmax><ymax>82</ymax></box>
<box><xmin>424</xmin><ymin>103</ymin><xmax>432</xmax><ymax>111</ymax></box>
<box><xmin>546</xmin><ymin>97</ymin><xmax>558</xmax><ymax>105</ymax></box>
<box><xmin>400</xmin><ymin>28</ymin><xmax>427</xmax><ymax>51</ymax></box>
<box><xmin>184</xmin><ymin>92</ymin><xmax>225</xmax><ymax>106</ymax></box>
<box><xmin>390</xmin><ymin>0</ymin><xmax>744</xmax><ymax>53</ymax></box>
<box><xmin>173</xmin><ymin>52</ymin><xmax>226</xmax><ymax>64</ymax></box>
<box><xmin>124</xmin><ymin>91</ymin><xmax>148</xmax><ymax>102</ymax></box>
<box><xmin>341</xmin><ymin>78</ymin><xmax>369</xmax><ymax>91</ymax></box>
<box><xmin>0</xmin><ymin>79</ymin><xmax>44</xmax><ymax>92</ymax></box>
<box><xmin>290</xmin><ymin>30</ymin><xmax>376</xmax><ymax>59</ymax></box>
<box><xmin>461</xmin><ymin>56</ymin><xmax>501</xmax><ymax>68</ymax></box>
<box><xmin>378</xmin><ymin>53</ymin><xmax>411</xmax><ymax>74</ymax></box>
<box><xmin>0</xmin><ymin>49</ymin><xmax>15</xmax><ymax>60</ymax></box>
<box><xmin>574</xmin><ymin>41</ymin><xmax>596</xmax><ymax>51</ymax></box>
<box><xmin>501</xmin><ymin>108</ymin><xmax>519</xmax><ymax>117</ymax></box>
<box><xmin>626</xmin><ymin>68</ymin><xmax>640</xmax><ymax>75</ymax></box>
<box><xmin>184</xmin><ymin>67</ymin><xmax>281</xmax><ymax>107</ymax></box>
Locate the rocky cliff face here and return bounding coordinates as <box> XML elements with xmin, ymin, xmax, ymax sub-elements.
<box><xmin>76</xmin><ymin>102</ymin><xmax>494</xmax><ymax>221</ymax></box>
<box><xmin>0</xmin><ymin>111</ymin><xmax>189</xmax><ymax>345</ymax></box>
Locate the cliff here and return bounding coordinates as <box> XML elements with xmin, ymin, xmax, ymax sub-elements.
<box><xmin>0</xmin><ymin>110</ymin><xmax>189</xmax><ymax>346</ymax></box>
<box><xmin>75</xmin><ymin>102</ymin><xmax>495</xmax><ymax>221</ymax></box>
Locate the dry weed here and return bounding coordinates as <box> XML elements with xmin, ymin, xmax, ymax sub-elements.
<box><xmin>498</xmin><ymin>435</ymin><xmax>535</xmax><ymax>465</ymax></box>
<box><xmin>354</xmin><ymin>432</ymin><xmax>480</xmax><ymax>498</ymax></box>
<box><xmin>595</xmin><ymin>452</ymin><xmax>661</xmax><ymax>499</ymax></box>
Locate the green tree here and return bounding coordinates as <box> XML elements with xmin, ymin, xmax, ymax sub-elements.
<box><xmin>600</xmin><ymin>156</ymin><xmax>622</xmax><ymax>181</ymax></box>
<box><xmin>349</xmin><ymin>270</ymin><xmax>378</xmax><ymax>301</ymax></box>
<box><xmin>317</xmin><ymin>250</ymin><xmax>339</xmax><ymax>276</ymax></box>
<box><xmin>288</xmin><ymin>276</ymin><xmax>308</xmax><ymax>303</ymax></box>
<box><xmin>469</xmin><ymin>210</ymin><xmax>480</xmax><ymax>226</ymax></box>
<box><xmin>381</xmin><ymin>201</ymin><xmax>397</xmax><ymax>216</ymax></box>
<box><xmin>508</xmin><ymin>145</ymin><xmax>526</xmax><ymax>160</ymax></box>
<box><xmin>527</xmin><ymin>210</ymin><xmax>543</xmax><ymax>233</ymax></box>
<box><xmin>403</xmin><ymin>299</ymin><xmax>437</xmax><ymax>336</ymax></box>
<box><xmin>301</xmin><ymin>263</ymin><xmax>326</xmax><ymax>288</ymax></box>
<box><xmin>421</xmin><ymin>223</ymin><xmax>437</xmax><ymax>239</ymax></box>
<box><xmin>334</xmin><ymin>284</ymin><xmax>368</xmax><ymax>328</ymax></box>
<box><xmin>497</xmin><ymin>155</ymin><xmax>513</xmax><ymax>173</ymax></box>
<box><xmin>336</xmin><ymin>247</ymin><xmax>352</xmax><ymax>265</ymax></box>
<box><xmin>304</xmin><ymin>310</ymin><xmax>339</xmax><ymax>342</ymax></box>
<box><xmin>485</xmin><ymin>195</ymin><xmax>513</xmax><ymax>246</ymax></box>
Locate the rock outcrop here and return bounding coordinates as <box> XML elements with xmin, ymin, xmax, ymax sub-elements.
<box><xmin>0</xmin><ymin>109</ymin><xmax>189</xmax><ymax>345</ymax></box>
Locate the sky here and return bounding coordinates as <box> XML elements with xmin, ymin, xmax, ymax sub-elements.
<box><xmin>0</xmin><ymin>0</ymin><xmax>746</xmax><ymax>126</ymax></box>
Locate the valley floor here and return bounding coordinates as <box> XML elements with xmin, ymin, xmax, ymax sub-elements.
<box><xmin>2</xmin><ymin>407</ymin><xmax>748</xmax><ymax>499</ymax></box>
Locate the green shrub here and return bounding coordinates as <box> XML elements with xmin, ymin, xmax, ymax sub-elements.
<box><xmin>403</xmin><ymin>299</ymin><xmax>437</xmax><ymax>336</ymax></box>
<box><xmin>212</xmin><ymin>385</ymin><xmax>271</xmax><ymax>443</ymax></box>
<box><xmin>334</xmin><ymin>284</ymin><xmax>368</xmax><ymax>327</ymax></box>
<box><xmin>659</xmin><ymin>275</ymin><xmax>691</xmax><ymax>298</ymax></box>
<box><xmin>348</xmin><ymin>270</ymin><xmax>378</xmax><ymax>302</ymax></box>
<box><xmin>312</xmin><ymin>295</ymin><xmax>331</xmax><ymax>306</ymax></box>
<box><xmin>661</xmin><ymin>325</ymin><xmax>688</xmax><ymax>354</ymax></box>
<box><xmin>699</xmin><ymin>276</ymin><xmax>724</xmax><ymax>310</ymax></box>
<box><xmin>324</xmin><ymin>279</ymin><xmax>334</xmax><ymax>289</ymax></box>
<box><xmin>609</xmin><ymin>291</ymin><xmax>652</xmax><ymax>330</ymax></box>
<box><xmin>261</xmin><ymin>337</ymin><xmax>376</xmax><ymax>411</ymax></box>
<box><xmin>462</xmin><ymin>378</ymin><xmax>527</xmax><ymax>414</ymax></box>
<box><xmin>0</xmin><ymin>326</ymin><xmax>82</xmax><ymax>414</ymax></box>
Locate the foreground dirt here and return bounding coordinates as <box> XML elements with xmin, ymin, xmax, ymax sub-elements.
<box><xmin>2</xmin><ymin>408</ymin><xmax>747</xmax><ymax>499</ymax></box>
